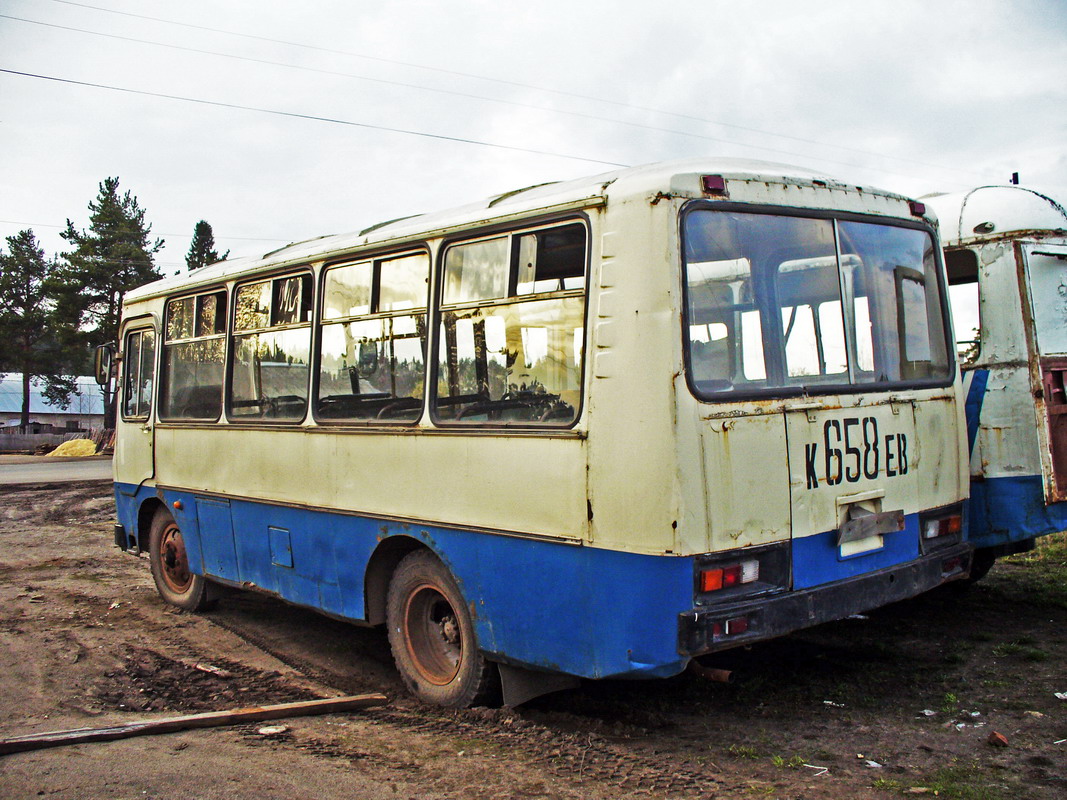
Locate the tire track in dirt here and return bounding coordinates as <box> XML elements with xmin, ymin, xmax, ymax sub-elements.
<box><xmin>207</xmin><ymin>611</ymin><xmax>724</xmax><ymax>795</ymax></box>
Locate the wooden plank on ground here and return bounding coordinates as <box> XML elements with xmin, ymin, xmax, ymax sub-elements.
<box><xmin>0</xmin><ymin>693</ymin><xmax>388</xmax><ymax>756</ymax></box>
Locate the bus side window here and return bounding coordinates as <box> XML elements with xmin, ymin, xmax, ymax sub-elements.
<box><xmin>317</xmin><ymin>252</ymin><xmax>429</xmax><ymax>422</ymax></box>
<box><xmin>159</xmin><ymin>291</ymin><xmax>226</xmax><ymax>420</ymax></box>
<box><xmin>946</xmin><ymin>249</ymin><xmax>980</xmax><ymax>366</ymax></box>
<box><xmin>231</xmin><ymin>275</ymin><xmax>312</xmax><ymax>421</ymax></box>
<box><xmin>122</xmin><ymin>328</ymin><xmax>155</xmax><ymax>419</ymax></box>
<box><xmin>436</xmin><ymin>222</ymin><xmax>586</xmax><ymax>425</ymax></box>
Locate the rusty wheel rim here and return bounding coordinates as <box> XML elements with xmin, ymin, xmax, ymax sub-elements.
<box><xmin>403</xmin><ymin>583</ymin><xmax>462</xmax><ymax>686</ymax></box>
<box><xmin>159</xmin><ymin>522</ymin><xmax>193</xmax><ymax>594</ymax></box>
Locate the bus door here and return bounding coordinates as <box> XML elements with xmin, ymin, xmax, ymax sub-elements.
<box><xmin>116</xmin><ymin>321</ymin><xmax>157</xmax><ymax>487</ymax></box>
<box><xmin>1022</xmin><ymin>242</ymin><xmax>1067</xmax><ymax>502</ymax></box>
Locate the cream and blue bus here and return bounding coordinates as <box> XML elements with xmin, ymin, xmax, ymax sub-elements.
<box><xmin>103</xmin><ymin>159</ymin><xmax>971</xmax><ymax>707</ymax></box>
<box><xmin>927</xmin><ymin>185</ymin><xmax>1067</xmax><ymax>579</ymax></box>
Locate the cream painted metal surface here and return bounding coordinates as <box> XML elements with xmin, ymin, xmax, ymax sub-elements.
<box><xmin>927</xmin><ymin>184</ymin><xmax>1067</xmax><ymax>550</ymax></box>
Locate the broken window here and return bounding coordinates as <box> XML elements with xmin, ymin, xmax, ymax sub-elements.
<box><xmin>945</xmin><ymin>248</ymin><xmax>980</xmax><ymax>366</ymax></box>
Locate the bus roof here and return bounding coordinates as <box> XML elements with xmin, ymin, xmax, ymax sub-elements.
<box><xmin>127</xmin><ymin>157</ymin><xmax>918</xmax><ymax>304</ymax></box>
<box><xmin>923</xmin><ymin>185</ymin><xmax>1067</xmax><ymax>247</ymax></box>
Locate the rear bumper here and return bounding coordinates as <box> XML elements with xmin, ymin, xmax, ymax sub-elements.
<box><xmin>679</xmin><ymin>542</ymin><xmax>972</xmax><ymax>655</ymax></box>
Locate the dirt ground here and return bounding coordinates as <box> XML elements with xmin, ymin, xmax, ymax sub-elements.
<box><xmin>0</xmin><ymin>479</ymin><xmax>1064</xmax><ymax>800</ymax></box>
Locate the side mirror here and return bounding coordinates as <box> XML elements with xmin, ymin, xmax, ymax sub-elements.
<box><xmin>94</xmin><ymin>343</ymin><xmax>115</xmax><ymax>386</ymax></box>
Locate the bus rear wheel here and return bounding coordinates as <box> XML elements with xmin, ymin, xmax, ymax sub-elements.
<box><xmin>386</xmin><ymin>550</ymin><xmax>499</xmax><ymax>707</ymax></box>
<box><xmin>149</xmin><ymin>509</ymin><xmax>215</xmax><ymax>612</ymax></box>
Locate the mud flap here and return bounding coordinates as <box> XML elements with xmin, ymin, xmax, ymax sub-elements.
<box><xmin>498</xmin><ymin>663</ymin><xmax>580</xmax><ymax>707</ymax></box>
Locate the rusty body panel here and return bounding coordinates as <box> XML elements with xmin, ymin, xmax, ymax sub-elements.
<box><xmin>928</xmin><ymin>185</ymin><xmax>1067</xmax><ymax>555</ymax></box>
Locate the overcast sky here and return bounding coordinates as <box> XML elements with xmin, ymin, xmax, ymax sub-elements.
<box><xmin>2</xmin><ymin>0</ymin><xmax>1065</xmax><ymax>276</ymax></box>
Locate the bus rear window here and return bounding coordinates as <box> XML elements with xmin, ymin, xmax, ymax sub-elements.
<box><xmin>683</xmin><ymin>209</ymin><xmax>950</xmax><ymax>398</ymax></box>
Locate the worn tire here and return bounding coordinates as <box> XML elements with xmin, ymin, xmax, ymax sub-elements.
<box><xmin>386</xmin><ymin>550</ymin><xmax>499</xmax><ymax>707</ymax></box>
<box><xmin>148</xmin><ymin>509</ymin><xmax>215</xmax><ymax>612</ymax></box>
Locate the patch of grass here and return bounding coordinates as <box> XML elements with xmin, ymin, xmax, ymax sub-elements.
<box><xmin>872</xmin><ymin>777</ymin><xmax>902</xmax><ymax>791</ymax></box>
<box><xmin>728</xmin><ymin>743</ymin><xmax>760</xmax><ymax>760</ymax></box>
<box><xmin>991</xmin><ymin>641</ymin><xmax>1049</xmax><ymax>662</ymax></box>
<box><xmin>911</xmin><ymin>760</ymin><xmax>1007</xmax><ymax>800</ymax></box>
<box><xmin>999</xmin><ymin>531</ymin><xmax>1067</xmax><ymax>609</ymax></box>
<box><xmin>770</xmin><ymin>753</ymin><xmax>806</xmax><ymax>769</ymax></box>
<box><xmin>941</xmin><ymin>692</ymin><xmax>959</xmax><ymax>712</ymax></box>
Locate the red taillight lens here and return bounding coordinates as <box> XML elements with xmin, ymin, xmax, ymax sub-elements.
<box><xmin>722</xmin><ymin>564</ymin><xmax>742</xmax><ymax>587</ymax></box>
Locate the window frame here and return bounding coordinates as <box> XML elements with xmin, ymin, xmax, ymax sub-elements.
<box><xmin>157</xmin><ymin>288</ymin><xmax>228</xmax><ymax>422</ymax></box>
<box><xmin>313</xmin><ymin>246</ymin><xmax>432</xmax><ymax>426</ymax></box>
<box><xmin>680</xmin><ymin>201</ymin><xmax>956</xmax><ymax>403</ymax></box>
<box><xmin>227</xmin><ymin>269</ymin><xmax>314</xmax><ymax>424</ymax></box>
<box><xmin>120</xmin><ymin>324</ymin><xmax>156</xmax><ymax>421</ymax></box>
<box><xmin>429</xmin><ymin>215</ymin><xmax>590</xmax><ymax>429</ymax></box>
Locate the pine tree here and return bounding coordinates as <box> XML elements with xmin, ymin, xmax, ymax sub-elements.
<box><xmin>58</xmin><ymin>177</ymin><xmax>164</xmax><ymax>350</ymax></box>
<box><xmin>58</xmin><ymin>177</ymin><xmax>163</xmax><ymax>424</ymax></box>
<box><xmin>0</xmin><ymin>230</ymin><xmax>82</xmax><ymax>428</ymax></box>
<box><xmin>186</xmin><ymin>220</ymin><xmax>228</xmax><ymax>270</ymax></box>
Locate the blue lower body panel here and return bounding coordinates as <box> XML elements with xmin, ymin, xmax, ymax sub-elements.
<box><xmin>968</xmin><ymin>475</ymin><xmax>1067</xmax><ymax>550</ymax></box>
<box><xmin>115</xmin><ymin>484</ymin><xmax>966</xmax><ymax>681</ymax></box>
<box><xmin>114</xmin><ymin>482</ymin><xmax>693</xmax><ymax>680</ymax></box>
<box><xmin>791</xmin><ymin>514</ymin><xmax>921</xmax><ymax>590</ymax></box>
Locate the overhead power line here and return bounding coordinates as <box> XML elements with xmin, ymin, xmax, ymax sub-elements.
<box><xmin>43</xmin><ymin>0</ymin><xmax>991</xmax><ymax>181</ymax></box>
<box><xmin>2</xmin><ymin>12</ymin><xmax>986</xmax><ymax>185</ymax></box>
<box><xmin>0</xmin><ymin>68</ymin><xmax>629</xmax><ymax>168</ymax></box>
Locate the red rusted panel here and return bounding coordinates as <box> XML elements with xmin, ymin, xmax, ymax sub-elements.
<box><xmin>1039</xmin><ymin>357</ymin><xmax>1067</xmax><ymax>502</ymax></box>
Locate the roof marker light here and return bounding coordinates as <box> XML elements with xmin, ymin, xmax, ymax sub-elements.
<box><xmin>701</xmin><ymin>175</ymin><xmax>727</xmax><ymax>195</ymax></box>
<box><xmin>909</xmin><ymin>200</ymin><xmax>927</xmax><ymax>217</ymax></box>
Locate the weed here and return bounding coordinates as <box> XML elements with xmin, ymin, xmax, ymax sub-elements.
<box><xmin>913</xmin><ymin>759</ymin><xmax>1006</xmax><ymax>800</ymax></box>
<box><xmin>872</xmin><ymin>777</ymin><xmax>902</xmax><ymax>791</ymax></box>
<box><xmin>728</xmin><ymin>743</ymin><xmax>759</xmax><ymax>760</ymax></box>
<box><xmin>941</xmin><ymin>692</ymin><xmax>959</xmax><ymax>712</ymax></box>
<box><xmin>991</xmin><ymin>641</ymin><xmax>1049</xmax><ymax>662</ymax></box>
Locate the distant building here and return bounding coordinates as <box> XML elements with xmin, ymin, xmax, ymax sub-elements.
<box><xmin>0</xmin><ymin>374</ymin><xmax>105</xmax><ymax>433</ymax></box>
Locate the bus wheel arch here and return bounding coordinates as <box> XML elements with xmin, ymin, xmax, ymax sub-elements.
<box><xmin>364</xmin><ymin>535</ymin><xmax>426</xmax><ymax>626</ymax></box>
<box><xmin>136</xmin><ymin>497</ymin><xmax>166</xmax><ymax>553</ymax></box>
<box><xmin>148</xmin><ymin>507</ymin><xmax>216</xmax><ymax>612</ymax></box>
<box><xmin>385</xmin><ymin>549</ymin><xmax>500</xmax><ymax>707</ymax></box>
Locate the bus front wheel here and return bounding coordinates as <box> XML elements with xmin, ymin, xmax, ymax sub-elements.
<box><xmin>148</xmin><ymin>509</ymin><xmax>215</xmax><ymax>612</ymax></box>
<box><xmin>386</xmin><ymin>550</ymin><xmax>499</xmax><ymax>707</ymax></box>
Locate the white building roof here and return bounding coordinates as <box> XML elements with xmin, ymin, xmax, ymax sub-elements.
<box><xmin>0</xmin><ymin>374</ymin><xmax>105</xmax><ymax>417</ymax></box>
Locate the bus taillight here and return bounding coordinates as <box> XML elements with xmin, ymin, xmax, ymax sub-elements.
<box><xmin>699</xmin><ymin>559</ymin><xmax>759</xmax><ymax>593</ymax></box>
<box><xmin>922</xmin><ymin>514</ymin><xmax>962</xmax><ymax>540</ymax></box>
